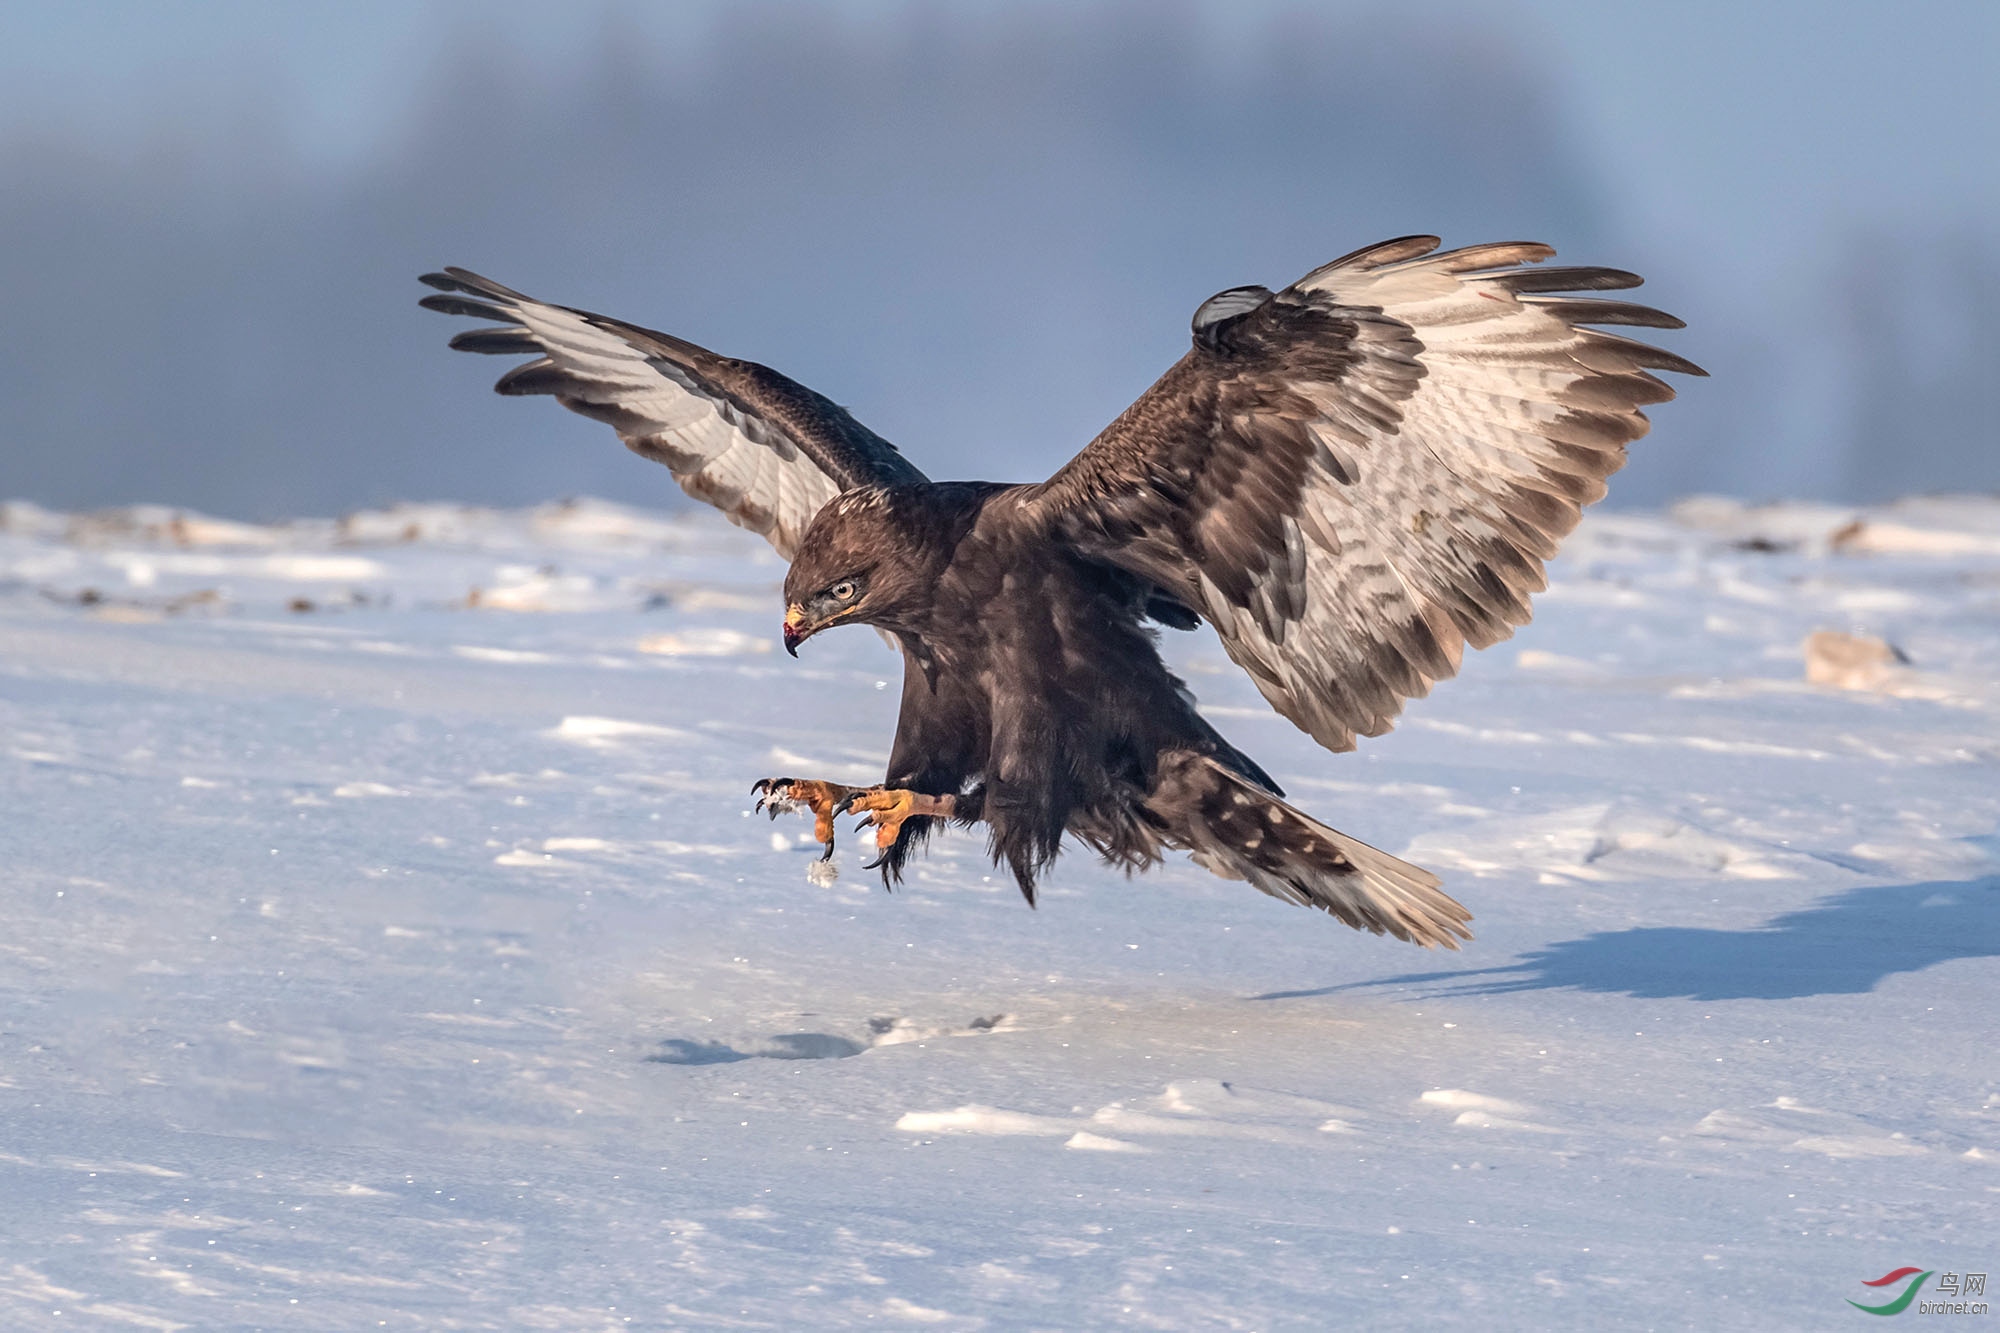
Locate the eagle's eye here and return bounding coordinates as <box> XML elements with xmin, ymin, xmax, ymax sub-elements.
<box><xmin>830</xmin><ymin>580</ymin><xmax>857</xmax><ymax>602</ymax></box>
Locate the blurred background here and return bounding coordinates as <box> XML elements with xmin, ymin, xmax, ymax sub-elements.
<box><xmin>1</xmin><ymin>0</ymin><xmax>1993</xmax><ymax>520</ymax></box>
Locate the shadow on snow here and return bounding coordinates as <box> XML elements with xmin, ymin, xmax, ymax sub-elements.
<box><xmin>647</xmin><ymin>1033</ymin><xmax>868</xmax><ymax>1065</ymax></box>
<box><xmin>1257</xmin><ymin>875</ymin><xmax>2000</xmax><ymax>1002</ymax></box>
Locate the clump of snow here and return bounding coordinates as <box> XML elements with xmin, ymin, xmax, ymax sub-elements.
<box><xmin>549</xmin><ymin>715</ymin><xmax>691</xmax><ymax>745</ymax></box>
<box><xmin>1063</xmin><ymin>1130</ymin><xmax>1148</xmax><ymax>1152</ymax></box>
<box><xmin>1803</xmin><ymin>628</ymin><xmax>1910</xmax><ymax>691</ymax></box>
<box><xmin>638</xmin><ymin>627</ymin><xmax>771</xmax><ymax>656</ymax></box>
<box><xmin>2</xmin><ymin>494</ymin><xmax>1997</xmax><ymax>1327</ymax></box>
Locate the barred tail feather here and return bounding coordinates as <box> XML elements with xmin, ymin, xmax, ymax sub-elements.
<box><xmin>1152</xmin><ymin>752</ymin><xmax>1472</xmax><ymax>949</ymax></box>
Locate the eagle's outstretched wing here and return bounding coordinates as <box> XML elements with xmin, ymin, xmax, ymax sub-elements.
<box><xmin>420</xmin><ymin>268</ymin><xmax>926</xmax><ymax>559</ymax></box>
<box><xmin>1023</xmin><ymin>236</ymin><xmax>1704</xmax><ymax>753</ymax></box>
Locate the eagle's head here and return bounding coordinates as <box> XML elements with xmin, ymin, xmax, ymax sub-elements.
<box><xmin>781</xmin><ymin>486</ymin><xmax>922</xmax><ymax>655</ymax></box>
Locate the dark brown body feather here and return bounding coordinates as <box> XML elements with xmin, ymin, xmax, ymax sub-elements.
<box><xmin>827</xmin><ymin>484</ymin><xmax>1278</xmax><ymax>900</ymax></box>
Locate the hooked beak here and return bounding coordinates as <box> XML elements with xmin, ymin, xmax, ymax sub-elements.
<box><xmin>782</xmin><ymin>604</ymin><xmax>809</xmax><ymax>657</ymax></box>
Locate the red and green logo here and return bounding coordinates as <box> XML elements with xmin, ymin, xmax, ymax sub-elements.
<box><xmin>1849</xmin><ymin>1268</ymin><xmax>1932</xmax><ymax>1316</ymax></box>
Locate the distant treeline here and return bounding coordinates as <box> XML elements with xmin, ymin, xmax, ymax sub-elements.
<box><xmin>1</xmin><ymin>3</ymin><xmax>1983</xmax><ymax>516</ymax></box>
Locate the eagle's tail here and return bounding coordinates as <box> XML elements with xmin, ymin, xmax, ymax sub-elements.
<box><xmin>1149</xmin><ymin>752</ymin><xmax>1472</xmax><ymax>949</ymax></box>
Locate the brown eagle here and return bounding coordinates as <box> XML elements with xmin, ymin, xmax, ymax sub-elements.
<box><xmin>421</xmin><ymin>236</ymin><xmax>1701</xmax><ymax>949</ymax></box>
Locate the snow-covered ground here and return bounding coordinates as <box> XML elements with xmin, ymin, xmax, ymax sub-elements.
<box><xmin>2</xmin><ymin>492</ymin><xmax>1996</xmax><ymax>1330</ymax></box>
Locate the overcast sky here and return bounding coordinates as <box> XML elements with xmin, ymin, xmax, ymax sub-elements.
<box><xmin>1</xmin><ymin>0</ymin><xmax>1993</xmax><ymax>518</ymax></box>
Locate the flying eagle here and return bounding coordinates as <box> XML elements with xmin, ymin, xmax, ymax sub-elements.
<box><xmin>420</xmin><ymin>237</ymin><xmax>1700</xmax><ymax>949</ymax></box>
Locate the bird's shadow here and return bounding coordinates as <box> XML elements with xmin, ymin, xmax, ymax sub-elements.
<box><xmin>645</xmin><ymin>1032</ymin><xmax>868</xmax><ymax>1065</ymax></box>
<box><xmin>1259</xmin><ymin>875</ymin><xmax>2000</xmax><ymax>1003</ymax></box>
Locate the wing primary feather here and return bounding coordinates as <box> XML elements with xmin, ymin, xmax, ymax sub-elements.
<box><xmin>448</xmin><ymin>328</ymin><xmax>542</xmax><ymax>355</ymax></box>
<box><xmin>1492</xmin><ymin>265</ymin><xmax>1644</xmax><ymax>293</ymax></box>
<box><xmin>1521</xmin><ymin>296</ymin><xmax>1688</xmax><ymax>329</ymax></box>
<box><xmin>1560</xmin><ymin>372</ymin><xmax>1678</xmax><ymax>410</ymax></box>
<box><xmin>1295</xmin><ymin>235</ymin><xmax>1441</xmax><ymax>287</ymax></box>
<box><xmin>418</xmin><ymin>294</ymin><xmax>515</xmax><ymax>322</ymax></box>
<box><xmin>1571</xmin><ymin>331</ymin><xmax>1709</xmax><ymax>378</ymax></box>
<box><xmin>493</xmin><ymin>360</ymin><xmax>572</xmax><ymax>397</ymax></box>
<box><xmin>1423</xmin><ymin>240</ymin><xmax>1557</xmax><ymax>272</ymax></box>
<box><xmin>555</xmin><ymin>395</ymin><xmax>660</xmax><ymax>437</ymax></box>
<box><xmin>430</xmin><ymin>267</ymin><xmax>536</xmax><ymax>301</ymax></box>
<box><xmin>1324</xmin><ymin>234</ymin><xmax>1443</xmax><ymax>270</ymax></box>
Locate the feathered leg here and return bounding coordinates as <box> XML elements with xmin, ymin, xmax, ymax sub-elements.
<box><xmin>1144</xmin><ymin>751</ymin><xmax>1473</xmax><ymax>949</ymax></box>
<box><xmin>847</xmin><ymin>788</ymin><xmax>957</xmax><ymax>865</ymax></box>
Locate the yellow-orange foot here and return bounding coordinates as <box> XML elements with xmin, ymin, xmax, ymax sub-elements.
<box><xmin>845</xmin><ymin>788</ymin><xmax>958</xmax><ymax>864</ymax></box>
<box><xmin>751</xmin><ymin>777</ymin><xmax>861</xmax><ymax>857</ymax></box>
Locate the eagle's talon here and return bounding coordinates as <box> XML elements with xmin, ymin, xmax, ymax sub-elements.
<box><xmin>750</xmin><ymin>777</ymin><xmax>860</xmax><ymax>853</ymax></box>
<box><xmin>752</xmin><ymin>777</ymin><xmax>793</xmax><ymax>818</ymax></box>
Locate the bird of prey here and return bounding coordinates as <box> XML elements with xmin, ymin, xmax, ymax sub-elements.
<box><xmin>421</xmin><ymin>237</ymin><xmax>1700</xmax><ymax>949</ymax></box>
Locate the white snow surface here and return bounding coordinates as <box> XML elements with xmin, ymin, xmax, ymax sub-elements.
<box><xmin>2</xmin><ymin>493</ymin><xmax>1997</xmax><ymax>1330</ymax></box>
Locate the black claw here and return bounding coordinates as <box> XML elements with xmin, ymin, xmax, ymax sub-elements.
<box><xmin>753</xmin><ymin>777</ymin><xmax>797</xmax><ymax>816</ymax></box>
